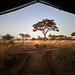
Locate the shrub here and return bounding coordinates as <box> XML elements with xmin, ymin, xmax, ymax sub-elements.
<box><xmin>1</xmin><ymin>49</ymin><xmax>19</xmax><ymax>68</ymax></box>
<box><xmin>54</xmin><ymin>45</ymin><xmax>75</xmax><ymax>64</ymax></box>
<box><xmin>42</xmin><ymin>44</ymin><xmax>47</xmax><ymax>47</ymax></box>
<box><xmin>8</xmin><ymin>44</ymin><xmax>22</xmax><ymax>50</ymax></box>
<box><xmin>31</xmin><ymin>38</ymin><xmax>36</xmax><ymax>40</ymax></box>
<box><xmin>34</xmin><ymin>44</ymin><xmax>39</xmax><ymax>48</ymax></box>
<box><xmin>8</xmin><ymin>40</ymin><xmax>14</xmax><ymax>45</ymax></box>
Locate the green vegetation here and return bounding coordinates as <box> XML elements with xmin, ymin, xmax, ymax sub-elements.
<box><xmin>42</xmin><ymin>44</ymin><xmax>47</xmax><ymax>47</ymax></box>
<box><xmin>54</xmin><ymin>45</ymin><xmax>75</xmax><ymax>64</ymax></box>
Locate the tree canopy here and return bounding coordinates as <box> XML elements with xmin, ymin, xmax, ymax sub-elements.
<box><xmin>33</xmin><ymin>19</ymin><xmax>59</xmax><ymax>39</ymax></box>
<box><xmin>19</xmin><ymin>33</ymin><xmax>24</xmax><ymax>40</ymax></box>
<box><xmin>71</xmin><ymin>32</ymin><xmax>75</xmax><ymax>36</ymax></box>
<box><xmin>19</xmin><ymin>33</ymin><xmax>25</xmax><ymax>43</ymax></box>
<box><xmin>19</xmin><ymin>33</ymin><xmax>31</xmax><ymax>43</ymax></box>
<box><xmin>24</xmin><ymin>34</ymin><xmax>31</xmax><ymax>40</ymax></box>
<box><xmin>2</xmin><ymin>34</ymin><xmax>14</xmax><ymax>40</ymax></box>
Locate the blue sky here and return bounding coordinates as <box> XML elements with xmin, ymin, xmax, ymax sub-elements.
<box><xmin>0</xmin><ymin>3</ymin><xmax>75</xmax><ymax>39</ymax></box>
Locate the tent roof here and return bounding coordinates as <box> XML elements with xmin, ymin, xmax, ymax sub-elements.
<box><xmin>0</xmin><ymin>0</ymin><xmax>75</xmax><ymax>15</ymax></box>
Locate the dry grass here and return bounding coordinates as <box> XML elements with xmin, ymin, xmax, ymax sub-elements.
<box><xmin>0</xmin><ymin>40</ymin><xmax>75</xmax><ymax>75</ymax></box>
<box><xmin>0</xmin><ymin>40</ymin><xmax>75</xmax><ymax>53</ymax></box>
<box><xmin>0</xmin><ymin>45</ymin><xmax>8</xmax><ymax>55</ymax></box>
<box><xmin>14</xmin><ymin>40</ymin><xmax>75</xmax><ymax>46</ymax></box>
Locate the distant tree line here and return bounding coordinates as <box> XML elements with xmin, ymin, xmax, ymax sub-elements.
<box><xmin>2</xmin><ymin>34</ymin><xmax>14</xmax><ymax>40</ymax></box>
<box><xmin>1</xmin><ymin>32</ymin><xmax>75</xmax><ymax>42</ymax></box>
<box><xmin>48</xmin><ymin>34</ymin><xmax>74</xmax><ymax>40</ymax></box>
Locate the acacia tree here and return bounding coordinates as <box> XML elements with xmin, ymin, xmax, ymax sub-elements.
<box><xmin>48</xmin><ymin>34</ymin><xmax>66</xmax><ymax>40</ymax></box>
<box><xmin>71</xmin><ymin>32</ymin><xmax>75</xmax><ymax>38</ymax></box>
<box><xmin>2</xmin><ymin>34</ymin><xmax>14</xmax><ymax>44</ymax></box>
<box><xmin>24</xmin><ymin>34</ymin><xmax>31</xmax><ymax>40</ymax></box>
<box><xmin>48</xmin><ymin>34</ymin><xmax>57</xmax><ymax>40</ymax></box>
<box><xmin>19</xmin><ymin>33</ymin><xmax>25</xmax><ymax>43</ymax></box>
<box><xmin>33</xmin><ymin>19</ymin><xmax>59</xmax><ymax>40</ymax></box>
<box><xmin>2</xmin><ymin>34</ymin><xmax>14</xmax><ymax>40</ymax></box>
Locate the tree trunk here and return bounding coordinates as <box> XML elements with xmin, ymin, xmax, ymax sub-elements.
<box><xmin>44</xmin><ymin>33</ymin><xmax>46</xmax><ymax>41</ymax></box>
<box><xmin>22</xmin><ymin>40</ymin><xmax>24</xmax><ymax>44</ymax></box>
<box><xmin>22</xmin><ymin>37</ymin><xmax>24</xmax><ymax>44</ymax></box>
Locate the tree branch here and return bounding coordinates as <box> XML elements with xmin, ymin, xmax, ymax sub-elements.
<box><xmin>46</xmin><ymin>28</ymin><xmax>49</xmax><ymax>34</ymax></box>
<box><xmin>42</xmin><ymin>30</ymin><xmax>45</xmax><ymax>35</ymax></box>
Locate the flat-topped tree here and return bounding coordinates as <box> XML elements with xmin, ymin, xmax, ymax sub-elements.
<box><xmin>48</xmin><ymin>34</ymin><xmax>66</xmax><ymax>40</ymax></box>
<box><xmin>19</xmin><ymin>33</ymin><xmax>24</xmax><ymax>43</ymax></box>
<box><xmin>24</xmin><ymin>34</ymin><xmax>31</xmax><ymax>40</ymax></box>
<box><xmin>71</xmin><ymin>32</ymin><xmax>75</xmax><ymax>38</ymax></box>
<box><xmin>2</xmin><ymin>34</ymin><xmax>14</xmax><ymax>44</ymax></box>
<box><xmin>2</xmin><ymin>34</ymin><xmax>14</xmax><ymax>40</ymax></box>
<box><xmin>48</xmin><ymin>34</ymin><xmax>58</xmax><ymax>40</ymax></box>
<box><xmin>33</xmin><ymin>19</ymin><xmax>59</xmax><ymax>40</ymax></box>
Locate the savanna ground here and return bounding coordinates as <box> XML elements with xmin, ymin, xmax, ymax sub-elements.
<box><xmin>0</xmin><ymin>40</ymin><xmax>75</xmax><ymax>75</ymax></box>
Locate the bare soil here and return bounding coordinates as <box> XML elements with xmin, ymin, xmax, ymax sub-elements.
<box><xmin>19</xmin><ymin>50</ymin><xmax>52</xmax><ymax>75</ymax></box>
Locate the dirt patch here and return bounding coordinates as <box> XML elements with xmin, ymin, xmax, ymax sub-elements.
<box><xmin>19</xmin><ymin>50</ymin><xmax>51</xmax><ymax>75</ymax></box>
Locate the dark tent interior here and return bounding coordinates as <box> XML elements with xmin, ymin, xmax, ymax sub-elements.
<box><xmin>0</xmin><ymin>0</ymin><xmax>75</xmax><ymax>15</ymax></box>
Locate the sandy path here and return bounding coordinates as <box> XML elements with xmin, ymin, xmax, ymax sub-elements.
<box><xmin>20</xmin><ymin>50</ymin><xmax>50</xmax><ymax>75</ymax></box>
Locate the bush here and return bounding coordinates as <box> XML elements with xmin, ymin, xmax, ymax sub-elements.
<box><xmin>34</xmin><ymin>44</ymin><xmax>39</xmax><ymax>48</ymax></box>
<box><xmin>1</xmin><ymin>49</ymin><xmax>19</xmax><ymax>68</ymax></box>
<box><xmin>8</xmin><ymin>40</ymin><xmax>14</xmax><ymax>45</ymax></box>
<box><xmin>54</xmin><ymin>45</ymin><xmax>75</xmax><ymax>64</ymax></box>
<box><xmin>42</xmin><ymin>44</ymin><xmax>47</xmax><ymax>47</ymax></box>
<box><xmin>8</xmin><ymin>44</ymin><xmax>22</xmax><ymax>50</ymax></box>
<box><xmin>31</xmin><ymin>38</ymin><xmax>36</xmax><ymax>40</ymax></box>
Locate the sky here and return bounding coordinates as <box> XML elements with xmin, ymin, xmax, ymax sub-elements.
<box><xmin>0</xmin><ymin>3</ymin><xmax>75</xmax><ymax>39</ymax></box>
